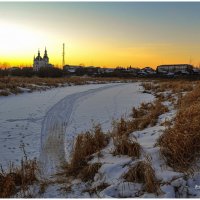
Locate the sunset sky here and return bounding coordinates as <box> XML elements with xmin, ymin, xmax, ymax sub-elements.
<box><xmin>1</xmin><ymin>2</ymin><xmax>200</xmax><ymax>68</ymax></box>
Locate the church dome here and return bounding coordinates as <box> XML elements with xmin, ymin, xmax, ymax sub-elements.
<box><xmin>35</xmin><ymin>55</ymin><xmax>43</xmax><ymax>61</ymax></box>
<box><xmin>43</xmin><ymin>55</ymin><xmax>49</xmax><ymax>59</ymax></box>
<box><xmin>35</xmin><ymin>50</ymin><xmax>42</xmax><ymax>61</ymax></box>
<box><xmin>43</xmin><ymin>47</ymin><xmax>49</xmax><ymax>60</ymax></box>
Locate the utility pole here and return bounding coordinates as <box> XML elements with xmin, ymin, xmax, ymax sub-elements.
<box><xmin>62</xmin><ymin>43</ymin><xmax>65</xmax><ymax>67</ymax></box>
<box><xmin>189</xmin><ymin>56</ymin><xmax>192</xmax><ymax>65</ymax></box>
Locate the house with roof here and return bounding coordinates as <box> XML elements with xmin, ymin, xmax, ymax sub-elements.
<box><xmin>157</xmin><ymin>64</ymin><xmax>193</xmax><ymax>74</ymax></box>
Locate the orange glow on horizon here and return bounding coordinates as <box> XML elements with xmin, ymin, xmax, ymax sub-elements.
<box><xmin>1</xmin><ymin>3</ymin><xmax>200</xmax><ymax>69</ymax></box>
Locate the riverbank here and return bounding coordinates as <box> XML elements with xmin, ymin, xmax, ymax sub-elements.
<box><xmin>0</xmin><ymin>76</ymin><xmax>131</xmax><ymax>96</ymax></box>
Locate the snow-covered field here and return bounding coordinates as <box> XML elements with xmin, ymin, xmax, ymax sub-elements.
<box><xmin>0</xmin><ymin>82</ymin><xmax>153</xmax><ymax>169</ymax></box>
<box><xmin>2</xmin><ymin>81</ymin><xmax>200</xmax><ymax>198</ymax></box>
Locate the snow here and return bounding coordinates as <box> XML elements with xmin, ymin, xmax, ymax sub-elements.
<box><xmin>2</xmin><ymin>81</ymin><xmax>200</xmax><ymax>198</ymax></box>
<box><xmin>0</xmin><ymin>82</ymin><xmax>154</xmax><ymax>170</ymax></box>
<box><xmin>0</xmin><ymin>83</ymin><xmax>111</xmax><ymax>167</ymax></box>
<box><xmin>44</xmin><ymin>87</ymin><xmax>199</xmax><ymax>198</ymax></box>
<box><xmin>39</xmin><ymin>83</ymin><xmax>154</xmax><ymax>178</ymax></box>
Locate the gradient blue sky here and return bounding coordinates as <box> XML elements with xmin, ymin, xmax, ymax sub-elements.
<box><xmin>0</xmin><ymin>2</ymin><xmax>200</xmax><ymax>68</ymax></box>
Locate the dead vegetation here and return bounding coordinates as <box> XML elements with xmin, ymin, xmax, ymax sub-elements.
<box><xmin>156</xmin><ymin>80</ymin><xmax>200</xmax><ymax>172</ymax></box>
<box><xmin>0</xmin><ymin>143</ymin><xmax>38</xmax><ymax>198</ymax></box>
<box><xmin>78</xmin><ymin>163</ymin><xmax>102</xmax><ymax>182</ymax></box>
<box><xmin>132</xmin><ymin>100</ymin><xmax>169</xmax><ymax>129</ymax></box>
<box><xmin>0</xmin><ymin>77</ymin><xmax>131</xmax><ymax>96</ymax></box>
<box><xmin>83</xmin><ymin>182</ymin><xmax>110</xmax><ymax>196</ymax></box>
<box><xmin>158</xmin><ymin>95</ymin><xmax>200</xmax><ymax>171</ymax></box>
<box><xmin>111</xmin><ymin>99</ymin><xmax>168</xmax><ymax>158</ymax></box>
<box><xmin>113</xmin><ymin>136</ymin><xmax>141</xmax><ymax>158</ymax></box>
<box><xmin>61</xmin><ymin>97</ymin><xmax>169</xmax><ymax>184</ymax></box>
<box><xmin>178</xmin><ymin>84</ymin><xmax>200</xmax><ymax>108</ymax></box>
<box><xmin>142</xmin><ymin>80</ymin><xmax>195</xmax><ymax>94</ymax></box>
<box><xmin>0</xmin><ymin>158</ymin><xmax>38</xmax><ymax>198</ymax></box>
<box><xmin>112</xmin><ymin>100</ymin><xmax>168</xmax><ymax>138</ymax></box>
<box><xmin>123</xmin><ymin>160</ymin><xmax>159</xmax><ymax>193</ymax></box>
<box><xmin>62</xmin><ymin>124</ymin><xmax>109</xmax><ymax>181</ymax></box>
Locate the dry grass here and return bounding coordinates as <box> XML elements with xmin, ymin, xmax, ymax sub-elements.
<box><xmin>62</xmin><ymin>124</ymin><xmax>109</xmax><ymax>181</ymax></box>
<box><xmin>0</xmin><ymin>90</ymin><xmax>10</xmax><ymax>96</ymax></box>
<box><xmin>111</xmin><ymin>100</ymin><xmax>168</xmax><ymax>158</ymax></box>
<box><xmin>83</xmin><ymin>182</ymin><xmax>110</xmax><ymax>196</ymax></box>
<box><xmin>0</xmin><ymin>158</ymin><xmax>38</xmax><ymax>198</ymax></box>
<box><xmin>78</xmin><ymin>163</ymin><xmax>102</xmax><ymax>182</ymax></box>
<box><xmin>178</xmin><ymin>84</ymin><xmax>200</xmax><ymax>108</ymax></box>
<box><xmin>112</xmin><ymin>100</ymin><xmax>168</xmax><ymax>139</ymax></box>
<box><xmin>131</xmin><ymin>100</ymin><xmax>169</xmax><ymax>130</ymax></box>
<box><xmin>142</xmin><ymin>80</ymin><xmax>195</xmax><ymax>94</ymax></box>
<box><xmin>158</xmin><ymin>82</ymin><xmax>200</xmax><ymax>171</ymax></box>
<box><xmin>158</xmin><ymin>103</ymin><xmax>200</xmax><ymax>171</ymax></box>
<box><xmin>112</xmin><ymin>117</ymin><xmax>134</xmax><ymax>138</ymax></box>
<box><xmin>112</xmin><ymin>136</ymin><xmax>141</xmax><ymax>158</ymax></box>
<box><xmin>0</xmin><ymin>77</ymin><xmax>131</xmax><ymax>96</ymax></box>
<box><xmin>123</xmin><ymin>160</ymin><xmax>159</xmax><ymax>193</ymax></box>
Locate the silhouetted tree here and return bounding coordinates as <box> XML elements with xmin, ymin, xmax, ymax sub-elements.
<box><xmin>21</xmin><ymin>67</ymin><xmax>35</xmax><ymax>77</ymax></box>
<box><xmin>0</xmin><ymin>69</ymin><xmax>8</xmax><ymax>77</ymax></box>
<box><xmin>10</xmin><ymin>68</ymin><xmax>22</xmax><ymax>76</ymax></box>
<box><xmin>37</xmin><ymin>67</ymin><xmax>63</xmax><ymax>77</ymax></box>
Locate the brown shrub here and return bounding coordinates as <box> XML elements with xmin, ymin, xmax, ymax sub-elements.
<box><xmin>113</xmin><ymin>136</ymin><xmax>141</xmax><ymax>158</ymax></box>
<box><xmin>132</xmin><ymin>100</ymin><xmax>169</xmax><ymax>130</ymax></box>
<box><xmin>111</xmin><ymin>100</ymin><xmax>168</xmax><ymax>158</ymax></box>
<box><xmin>0</xmin><ymin>76</ymin><xmax>132</xmax><ymax>96</ymax></box>
<box><xmin>112</xmin><ymin>117</ymin><xmax>134</xmax><ymax>138</ymax></box>
<box><xmin>142</xmin><ymin>80</ymin><xmax>194</xmax><ymax>94</ymax></box>
<box><xmin>10</xmin><ymin>87</ymin><xmax>23</xmax><ymax>95</ymax></box>
<box><xmin>0</xmin><ymin>90</ymin><xmax>10</xmax><ymax>96</ymax></box>
<box><xmin>123</xmin><ymin>160</ymin><xmax>159</xmax><ymax>193</ymax></box>
<box><xmin>132</xmin><ymin>102</ymin><xmax>151</xmax><ymax>118</ymax></box>
<box><xmin>158</xmin><ymin>103</ymin><xmax>200</xmax><ymax>171</ymax></box>
<box><xmin>78</xmin><ymin>163</ymin><xmax>102</xmax><ymax>182</ymax></box>
<box><xmin>0</xmin><ymin>158</ymin><xmax>38</xmax><ymax>198</ymax></box>
<box><xmin>158</xmin><ymin>82</ymin><xmax>200</xmax><ymax>171</ymax></box>
<box><xmin>63</xmin><ymin>124</ymin><xmax>109</xmax><ymax>178</ymax></box>
<box><xmin>83</xmin><ymin>182</ymin><xmax>110</xmax><ymax>195</ymax></box>
<box><xmin>113</xmin><ymin>100</ymin><xmax>168</xmax><ymax>141</ymax></box>
<box><xmin>179</xmin><ymin>85</ymin><xmax>200</xmax><ymax>108</ymax></box>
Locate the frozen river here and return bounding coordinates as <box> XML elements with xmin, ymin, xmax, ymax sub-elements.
<box><xmin>0</xmin><ymin>82</ymin><xmax>154</xmax><ymax>168</ymax></box>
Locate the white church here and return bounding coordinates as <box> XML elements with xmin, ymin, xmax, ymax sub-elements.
<box><xmin>33</xmin><ymin>48</ymin><xmax>53</xmax><ymax>71</ymax></box>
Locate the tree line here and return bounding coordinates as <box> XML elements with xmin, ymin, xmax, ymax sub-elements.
<box><xmin>0</xmin><ymin>67</ymin><xmax>64</xmax><ymax>78</ymax></box>
<box><xmin>0</xmin><ymin>66</ymin><xmax>139</xmax><ymax>78</ymax></box>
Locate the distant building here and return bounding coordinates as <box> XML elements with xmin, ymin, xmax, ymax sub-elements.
<box><xmin>8</xmin><ymin>67</ymin><xmax>20</xmax><ymax>71</ymax></box>
<box><xmin>103</xmin><ymin>68</ymin><xmax>114</xmax><ymax>73</ymax></box>
<box><xmin>63</xmin><ymin>65</ymin><xmax>82</xmax><ymax>73</ymax></box>
<box><xmin>192</xmin><ymin>67</ymin><xmax>200</xmax><ymax>74</ymax></box>
<box><xmin>157</xmin><ymin>64</ymin><xmax>193</xmax><ymax>74</ymax></box>
<box><xmin>126</xmin><ymin>66</ymin><xmax>139</xmax><ymax>73</ymax></box>
<box><xmin>142</xmin><ymin>67</ymin><xmax>156</xmax><ymax>74</ymax></box>
<box><xmin>33</xmin><ymin>48</ymin><xmax>53</xmax><ymax>71</ymax></box>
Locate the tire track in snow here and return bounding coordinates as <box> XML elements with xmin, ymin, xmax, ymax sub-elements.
<box><xmin>39</xmin><ymin>83</ymin><xmax>125</xmax><ymax>179</ymax></box>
